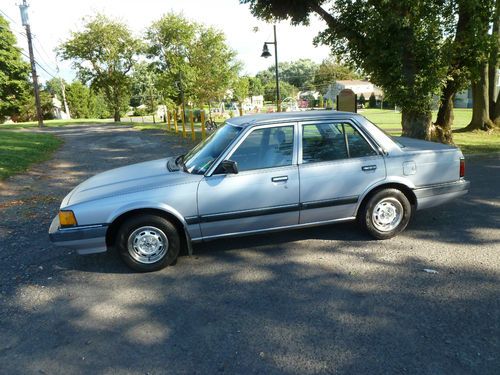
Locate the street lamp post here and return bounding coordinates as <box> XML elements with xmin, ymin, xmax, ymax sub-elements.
<box><xmin>261</xmin><ymin>25</ymin><xmax>281</xmax><ymax>112</ymax></box>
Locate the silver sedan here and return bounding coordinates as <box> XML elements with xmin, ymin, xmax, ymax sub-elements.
<box><xmin>49</xmin><ymin>111</ymin><xmax>469</xmax><ymax>272</ymax></box>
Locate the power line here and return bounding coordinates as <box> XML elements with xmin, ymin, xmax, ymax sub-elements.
<box><xmin>19</xmin><ymin>49</ymin><xmax>57</xmax><ymax>80</ymax></box>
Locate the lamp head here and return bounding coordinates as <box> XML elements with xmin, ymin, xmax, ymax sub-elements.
<box><xmin>261</xmin><ymin>43</ymin><xmax>272</xmax><ymax>58</ymax></box>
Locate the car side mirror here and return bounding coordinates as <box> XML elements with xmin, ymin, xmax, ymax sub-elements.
<box><xmin>221</xmin><ymin>160</ymin><xmax>239</xmax><ymax>174</ymax></box>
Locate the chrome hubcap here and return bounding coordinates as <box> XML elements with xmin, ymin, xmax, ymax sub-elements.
<box><xmin>127</xmin><ymin>226</ymin><xmax>168</xmax><ymax>264</ymax></box>
<box><xmin>372</xmin><ymin>198</ymin><xmax>403</xmax><ymax>232</ymax></box>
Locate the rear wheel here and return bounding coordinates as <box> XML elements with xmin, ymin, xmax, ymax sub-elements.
<box><xmin>359</xmin><ymin>188</ymin><xmax>412</xmax><ymax>240</ymax></box>
<box><xmin>116</xmin><ymin>215</ymin><xmax>180</xmax><ymax>272</ymax></box>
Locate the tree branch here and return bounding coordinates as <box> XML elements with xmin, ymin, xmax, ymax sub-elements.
<box><xmin>309</xmin><ymin>3</ymin><xmax>337</xmax><ymax>29</ymax></box>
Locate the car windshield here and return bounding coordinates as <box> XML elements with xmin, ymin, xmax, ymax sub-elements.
<box><xmin>183</xmin><ymin>124</ymin><xmax>242</xmax><ymax>174</ymax></box>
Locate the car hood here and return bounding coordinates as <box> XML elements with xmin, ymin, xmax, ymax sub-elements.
<box><xmin>64</xmin><ymin>158</ymin><xmax>202</xmax><ymax>206</ymax></box>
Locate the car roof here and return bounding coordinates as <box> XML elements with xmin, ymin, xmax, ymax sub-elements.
<box><xmin>226</xmin><ymin>110</ymin><xmax>362</xmax><ymax>128</ymax></box>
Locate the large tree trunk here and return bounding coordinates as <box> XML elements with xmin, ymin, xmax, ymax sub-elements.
<box><xmin>489</xmin><ymin>0</ymin><xmax>500</xmax><ymax>121</ymax></box>
<box><xmin>114</xmin><ymin>108</ymin><xmax>121</xmax><ymax>122</ymax></box>
<box><xmin>465</xmin><ymin>63</ymin><xmax>495</xmax><ymax>131</ymax></box>
<box><xmin>402</xmin><ymin>109</ymin><xmax>432</xmax><ymax>140</ymax></box>
<box><xmin>433</xmin><ymin>83</ymin><xmax>455</xmax><ymax>144</ymax></box>
<box><xmin>494</xmin><ymin>90</ymin><xmax>500</xmax><ymax>125</ymax></box>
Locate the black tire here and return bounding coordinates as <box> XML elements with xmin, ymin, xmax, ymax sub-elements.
<box><xmin>116</xmin><ymin>214</ymin><xmax>180</xmax><ymax>272</ymax></box>
<box><xmin>359</xmin><ymin>188</ymin><xmax>412</xmax><ymax>240</ymax></box>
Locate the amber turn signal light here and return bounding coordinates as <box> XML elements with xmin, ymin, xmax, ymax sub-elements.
<box><xmin>59</xmin><ymin>210</ymin><xmax>77</xmax><ymax>227</ymax></box>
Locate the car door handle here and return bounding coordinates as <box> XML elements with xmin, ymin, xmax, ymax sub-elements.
<box><xmin>362</xmin><ymin>165</ymin><xmax>377</xmax><ymax>172</ymax></box>
<box><xmin>272</xmin><ymin>176</ymin><xmax>288</xmax><ymax>182</ymax></box>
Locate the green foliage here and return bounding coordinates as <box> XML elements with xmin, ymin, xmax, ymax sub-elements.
<box><xmin>0</xmin><ymin>16</ymin><xmax>31</xmax><ymax>122</ymax></box>
<box><xmin>264</xmin><ymin>80</ymin><xmax>297</xmax><ymax>101</ymax></box>
<box><xmin>313</xmin><ymin>57</ymin><xmax>361</xmax><ymax>94</ymax></box>
<box><xmin>318</xmin><ymin>95</ymin><xmax>324</xmax><ymax>108</ymax></box>
<box><xmin>130</xmin><ymin>62</ymin><xmax>161</xmax><ymax>113</ymax></box>
<box><xmin>146</xmin><ymin>13</ymin><xmax>240</xmax><ymax>107</ymax></box>
<box><xmin>248</xmin><ymin>77</ymin><xmax>264</xmax><ymax>96</ymax></box>
<box><xmin>274</xmin><ymin>59</ymin><xmax>318</xmax><ymax>90</ymax></box>
<box><xmin>358</xmin><ymin>94</ymin><xmax>366</xmax><ymax>106</ymax></box>
<box><xmin>64</xmin><ymin>81</ymin><xmax>110</xmax><ymax>119</ymax></box>
<box><xmin>232</xmin><ymin>76</ymin><xmax>250</xmax><ymax>104</ymax></box>
<box><xmin>58</xmin><ymin>14</ymin><xmax>140</xmax><ymax>121</ymax></box>
<box><xmin>369</xmin><ymin>93</ymin><xmax>377</xmax><ymax>109</ymax></box>
<box><xmin>17</xmin><ymin>90</ymin><xmax>55</xmax><ymax>122</ymax></box>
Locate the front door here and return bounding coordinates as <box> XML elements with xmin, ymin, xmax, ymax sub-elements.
<box><xmin>299</xmin><ymin>120</ymin><xmax>386</xmax><ymax>223</ymax></box>
<box><xmin>197</xmin><ymin>124</ymin><xmax>299</xmax><ymax>238</ymax></box>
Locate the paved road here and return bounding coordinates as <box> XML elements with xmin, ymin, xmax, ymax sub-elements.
<box><xmin>0</xmin><ymin>124</ymin><xmax>499</xmax><ymax>374</ymax></box>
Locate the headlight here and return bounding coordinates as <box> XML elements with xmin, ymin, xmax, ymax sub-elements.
<box><xmin>59</xmin><ymin>210</ymin><xmax>77</xmax><ymax>227</ymax></box>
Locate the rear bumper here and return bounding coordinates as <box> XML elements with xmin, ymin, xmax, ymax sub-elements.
<box><xmin>414</xmin><ymin>179</ymin><xmax>470</xmax><ymax>210</ymax></box>
<box><xmin>49</xmin><ymin>215</ymin><xmax>108</xmax><ymax>255</ymax></box>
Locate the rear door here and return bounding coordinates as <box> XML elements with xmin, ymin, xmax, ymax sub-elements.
<box><xmin>299</xmin><ymin>120</ymin><xmax>386</xmax><ymax>223</ymax></box>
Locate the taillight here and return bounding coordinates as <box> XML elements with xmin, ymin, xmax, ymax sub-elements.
<box><xmin>459</xmin><ymin>158</ymin><xmax>465</xmax><ymax>178</ymax></box>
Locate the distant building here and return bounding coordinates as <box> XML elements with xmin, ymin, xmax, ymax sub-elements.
<box><xmin>243</xmin><ymin>95</ymin><xmax>264</xmax><ymax>111</ymax></box>
<box><xmin>52</xmin><ymin>97</ymin><xmax>70</xmax><ymax>119</ymax></box>
<box><xmin>324</xmin><ymin>80</ymin><xmax>383</xmax><ymax>102</ymax></box>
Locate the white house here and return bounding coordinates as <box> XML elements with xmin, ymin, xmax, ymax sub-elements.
<box><xmin>324</xmin><ymin>80</ymin><xmax>383</xmax><ymax>102</ymax></box>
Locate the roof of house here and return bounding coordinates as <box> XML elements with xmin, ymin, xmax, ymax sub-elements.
<box><xmin>336</xmin><ymin>80</ymin><xmax>373</xmax><ymax>86</ymax></box>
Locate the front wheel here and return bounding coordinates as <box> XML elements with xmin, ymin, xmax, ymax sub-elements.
<box><xmin>116</xmin><ymin>215</ymin><xmax>180</xmax><ymax>272</ymax></box>
<box><xmin>359</xmin><ymin>188</ymin><xmax>412</xmax><ymax>240</ymax></box>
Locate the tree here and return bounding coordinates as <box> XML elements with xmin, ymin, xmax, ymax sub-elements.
<box><xmin>358</xmin><ymin>94</ymin><xmax>366</xmax><ymax>107</ymax></box>
<box><xmin>241</xmin><ymin>0</ymin><xmax>465</xmax><ymax>141</ymax></box>
<box><xmin>146</xmin><ymin>13</ymin><xmax>239</xmax><ymax>109</ymax></box>
<box><xmin>0</xmin><ymin>15</ymin><xmax>31</xmax><ymax>122</ymax></box>
<box><xmin>248</xmin><ymin>77</ymin><xmax>264</xmax><ymax>97</ymax></box>
<box><xmin>232</xmin><ymin>76</ymin><xmax>250</xmax><ymax>115</ymax></box>
<box><xmin>434</xmin><ymin>0</ymin><xmax>496</xmax><ymax>140</ymax></box>
<box><xmin>263</xmin><ymin>80</ymin><xmax>298</xmax><ymax>102</ymax></box>
<box><xmin>273</xmin><ymin>59</ymin><xmax>318</xmax><ymax>89</ymax></box>
<box><xmin>17</xmin><ymin>90</ymin><xmax>54</xmax><ymax>122</ymax></box>
<box><xmin>490</xmin><ymin>0</ymin><xmax>500</xmax><ymax>125</ymax></box>
<box><xmin>58</xmin><ymin>14</ymin><xmax>140</xmax><ymax>122</ymax></box>
<box><xmin>313</xmin><ymin>57</ymin><xmax>361</xmax><ymax>94</ymax></box>
<box><xmin>369</xmin><ymin>93</ymin><xmax>377</xmax><ymax>109</ymax></box>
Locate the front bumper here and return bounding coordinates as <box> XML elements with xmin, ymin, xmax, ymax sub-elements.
<box><xmin>49</xmin><ymin>215</ymin><xmax>108</xmax><ymax>255</ymax></box>
<box><xmin>414</xmin><ymin>179</ymin><xmax>470</xmax><ymax>210</ymax></box>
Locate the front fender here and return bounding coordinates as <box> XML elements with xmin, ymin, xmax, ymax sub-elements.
<box><xmin>107</xmin><ymin>201</ymin><xmax>188</xmax><ymax>227</ymax></box>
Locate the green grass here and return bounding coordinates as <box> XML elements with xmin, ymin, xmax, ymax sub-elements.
<box><xmin>359</xmin><ymin>108</ymin><xmax>473</xmax><ymax>131</ymax></box>
<box><xmin>0</xmin><ymin>118</ymin><xmax>113</xmax><ymax>130</ymax></box>
<box><xmin>0</xmin><ymin>131</ymin><xmax>63</xmax><ymax>180</ymax></box>
<box><xmin>452</xmin><ymin>129</ymin><xmax>500</xmax><ymax>155</ymax></box>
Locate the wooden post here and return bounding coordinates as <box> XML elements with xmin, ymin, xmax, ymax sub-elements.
<box><xmin>167</xmin><ymin>110</ymin><xmax>171</xmax><ymax>131</ymax></box>
<box><xmin>190</xmin><ymin>110</ymin><xmax>195</xmax><ymax>141</ymax></box>
<box><xmin>201</xmin><ymin>110</ymin><xmax>206</xmax><ymax>140</ymax></box>
<box><xmin>181</xmin><ymin>109</ymin><xmax>186</xmax><ymax>138</ymax></box>
<box><xmin>174</xmin><ymin>110</ymin><xmax>178</xmax><ymax>133</ymax></box>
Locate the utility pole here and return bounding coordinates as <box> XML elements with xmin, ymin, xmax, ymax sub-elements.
<box><xmin>56</xmin><ymin>65</ymin><xmax>70</xmax><ymax>118</ymax></box>
<box><xmin>19</xmin><ymin>0</ymin><xmax>43</xmax><ymax>127</ymax></box>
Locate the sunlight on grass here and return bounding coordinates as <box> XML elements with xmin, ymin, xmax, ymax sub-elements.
<box><xmin>0</xmin><ymin>131</ymin><xmax>63</xmax><ymax>179</ymax></box>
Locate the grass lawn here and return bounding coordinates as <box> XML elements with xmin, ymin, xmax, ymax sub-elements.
<box><xmin>452</xmin><ymin>130</ymin><xmax>500</xmax><ymax>155</ymax></box>
<box><xmin>359</xmin><ymin>108</ymin><xmax>473</xmax><ymax>131</ymax></box>
<box><xmin>0</xmin><ymin>118</ymin><xmax>113</xmax><ymax>130</ymax></box>
<box><xmin>0</xmin><ymin>131</ymin><xmax>63</xmax><ymax>180</ymax></box>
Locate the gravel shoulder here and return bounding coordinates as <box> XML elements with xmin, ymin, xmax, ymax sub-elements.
<box><xmin>0</xmin><ymin>124</ymin><xmax>499</xmax><ymax>375</ymax></box>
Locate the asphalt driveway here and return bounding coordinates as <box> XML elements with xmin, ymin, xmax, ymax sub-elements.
<box><xmin>0</xmin><ymin>124</ymin><xmax>499</xmax><ymax>374</ymax></box>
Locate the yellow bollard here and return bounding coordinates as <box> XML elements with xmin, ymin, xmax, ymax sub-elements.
<box><xmin>181</xmin><ymin>110</ymin><xmax>186</xmax><ymax>138</ymax></box>
<box><xmin>190</xmin><ymin>110</ymin><xmax>195</xmax><ymax>141</ymax></box>
<box><xmin>167</xmin><ymin>111</ymin><xmax>171</xmax><ymax>131</ymax></box>
<box><xmin>174</xmin><ymin>110</ymin><xmax>178</xmax><ymax>133</ymax></box>
<box><xmin>201</xmin><ymin>110</ymin><xmax>206</xmax><ymax>140</ymax></box>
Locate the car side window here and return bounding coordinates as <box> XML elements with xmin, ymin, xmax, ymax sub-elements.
<box><xmin>229</xmin><ymin>126</ymin><xmax>294</xmax><ymax>172</ymax></box>
<box><xmin>302</xmin><ymin>122</ymin><xmax>376</xmax><ymax>163</ymax></box>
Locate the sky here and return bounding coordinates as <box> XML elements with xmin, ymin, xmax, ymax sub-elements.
<box><xmin>0</xmin><ymin>0</ymin><xmax>332</xmax><ymax>83</ymax></box>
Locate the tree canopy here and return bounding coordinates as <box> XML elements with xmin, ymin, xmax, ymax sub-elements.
<box><xmin>241</xmin><ymin>0</ymin><xmax>496</xmax><ymax>141</ymax></box>
<box><xmin>0</xmin><ymin>15</ymin><xmax>30</xmax><ymax>122</ymax></box>
<box><xmin>58</xmin><ymin>14</ymin><xmax>140</xmax><ymax>121</ymax></box>
<box><xmin>146</xmin><ymin>13</ymin><xmax>240</xmax><ymax>108</ymax></box>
